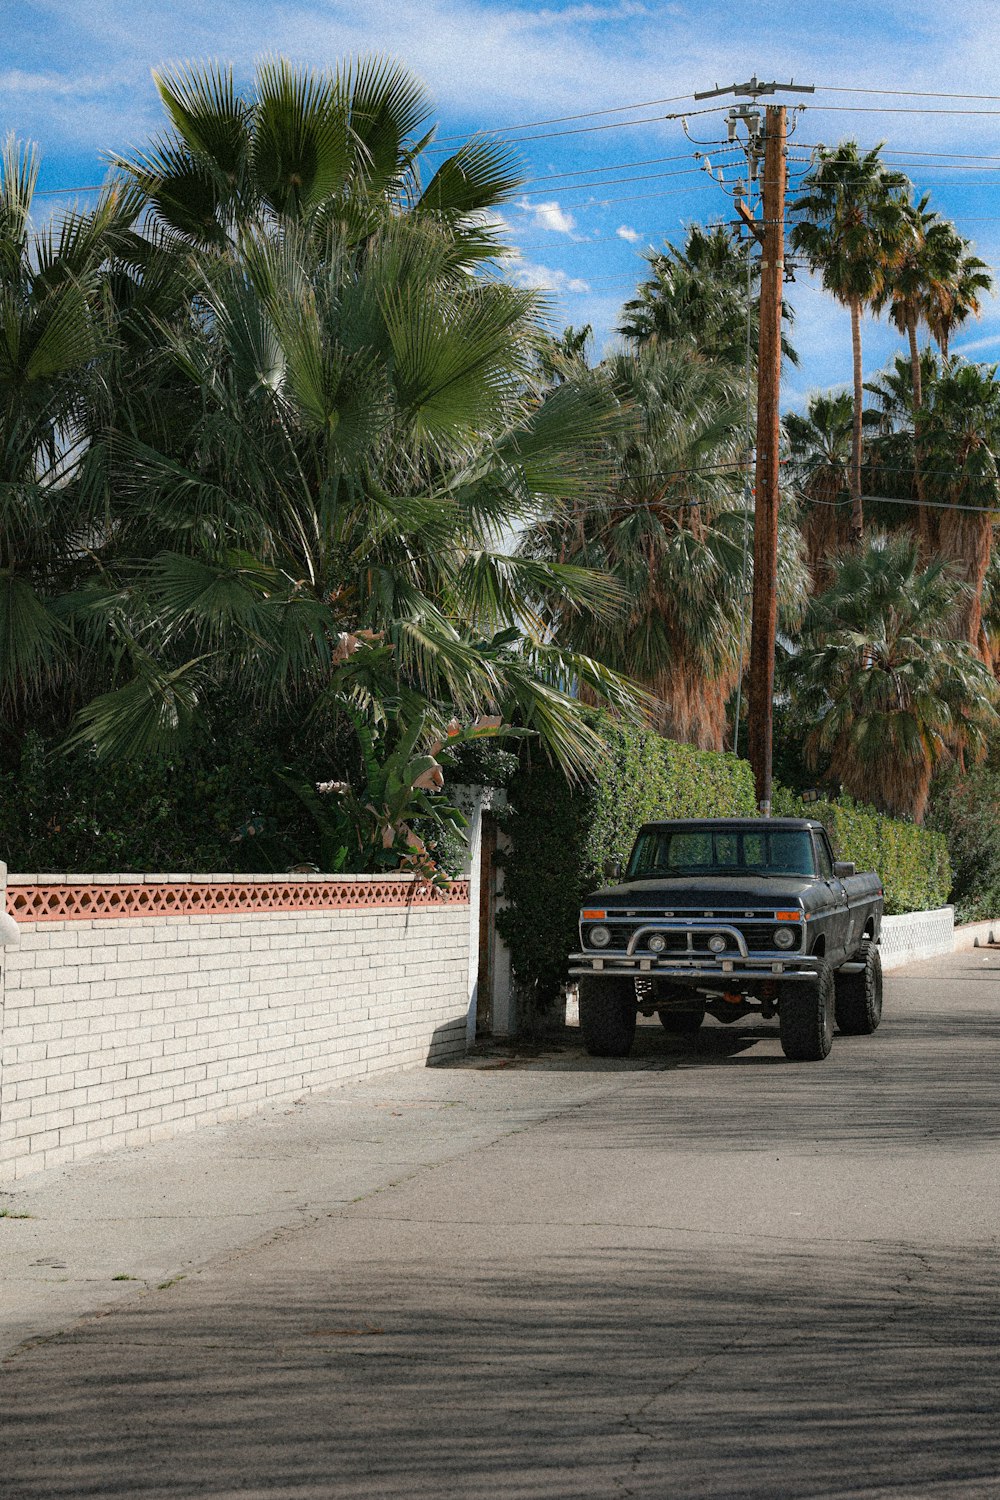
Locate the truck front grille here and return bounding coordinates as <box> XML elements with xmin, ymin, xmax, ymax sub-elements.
<box><xmin>586</xmin><ymin>920</ymin><xmax>801</xmax><ymax>954</ymax></box>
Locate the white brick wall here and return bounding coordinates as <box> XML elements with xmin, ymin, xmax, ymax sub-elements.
<box><xmin>0</xmin><ymin>880</ymin><xmax>470</xmax><ymax>1181</ymax></box>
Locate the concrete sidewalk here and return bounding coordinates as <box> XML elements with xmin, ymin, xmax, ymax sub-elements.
<box><xmin>1</xmin><ymin>1033</ymin><xmax>638</xmax><ymax>1360</ymax></box>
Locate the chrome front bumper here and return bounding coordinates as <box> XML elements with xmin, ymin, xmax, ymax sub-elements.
<box><xmin>568</xmin><ymin>952</ymin><xmax>821</xmax><ymax>982</ymax></box>
<box><xmin>570</xmin><ymin>919</ymin><xmax>820</xmax><ymax>984</ymax></box>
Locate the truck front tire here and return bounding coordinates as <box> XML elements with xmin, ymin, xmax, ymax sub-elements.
<box><xmin>835</xmin><ymin>941</ymin><xmax>883</xmax><ymax>1034</ymax></box>
<box><xmin>579</xmin><ymin>976</ymin><xmax>637</xmax><ymax>1058</ymax></box>
<box><xmin>779</xmin><ymin>961</ymin><xmax>835</xmax><ymax>1061</ymax></box>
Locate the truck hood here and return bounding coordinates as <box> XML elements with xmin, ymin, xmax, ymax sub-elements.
<box><xmin>582</xmin><ymin>874</ymin><xmax>818</xmax><ymax>912</ymax></box>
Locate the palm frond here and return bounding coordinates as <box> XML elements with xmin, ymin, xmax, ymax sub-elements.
<box><xmin>65</xmin><ymin>654</ymin><xmax>210</xmax><ymax>761</ymax></box>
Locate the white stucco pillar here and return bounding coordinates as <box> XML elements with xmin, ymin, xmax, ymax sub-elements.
<box><xmin>0</xmin><ymin>861</ymin><xmax>17</xmax><ymax>949</ymax></box>
<box><xmin>454</xmin><ymin>787</ymin><xmax>484</xmax><ymax>1047</ymax></box>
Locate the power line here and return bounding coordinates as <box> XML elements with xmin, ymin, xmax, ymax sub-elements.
<box><xmin>520</xmin><ymin>183</ymin><xmax>719</xmax><ymax>210</ymax></box>
<box><xmin>804</xmin><ymin>104</ymin><xmax>1000</xmax><ymax>117</ymax></box>
<box><xmin>33</xmin><ymin>184</ymin><xmax>106</xmax><ymax>197</ymax></box>
<box><xmin>427</xmin><ymin>102</ymin><xmax>732</xmax><ymax>152</ymax></box>
<box><xmin>430</xmin><ymin>92</ymin><xmax>698</xmax><ymax>143</ymax></box>
<box><xmin>803</xmin><ymin>490</ymin><xmax>1000</xmax><ymax>516</ymax></box>
<box><xmin>518</xmin><ymin>166</ymin><xmax>707</xmax><ymax>197</ymax></box>
<box><xmin>37</xmin><ymin>137</ymin><xmax>1000</xmax><ymax>204</ymax></box>
<box><xmin>796</xmin><ymin>143</ymin><xmax>1000</xmax><ymax>164</ymax></box>
<box><xmin>520</xmin><ymin>151</ymin><xmax>702</xmax><ymax>183</ymax></box>
<box><xmin>816</xmin><ymin>85</ymin><xmax>1000</xmax><ymax>103</ymax></box>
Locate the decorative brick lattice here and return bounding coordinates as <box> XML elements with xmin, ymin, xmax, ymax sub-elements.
<box><xmin>6</xmin><ymin>878</ymin><xmax>469</xmax><ymax>923</ymax></box>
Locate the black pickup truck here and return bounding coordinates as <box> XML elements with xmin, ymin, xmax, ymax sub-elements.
<box><xmin>569</xmin><ymin>817</ymin><xmax>884</xmax><ymax>1062</ymax></box>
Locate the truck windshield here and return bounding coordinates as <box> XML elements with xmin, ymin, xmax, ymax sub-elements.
<box><xmin>626</xmin><ymin>828</ymin><xmax>816</xmax><ymax>880</ymax></box>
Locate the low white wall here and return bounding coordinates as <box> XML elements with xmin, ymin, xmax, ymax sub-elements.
<box><xmin>878</xmin><ymin>906</ymin><xmax>956</xmax><ymax>972</ymax></box>
<box><xmin>0</xmin><ymin>871</ymin><xmax>470</xmax><ymax>1182</ymax></box>
<box><xmin>953</xmin><ymin>918</ymin><xmax>1000</xmax><ymax>951</ymax></box>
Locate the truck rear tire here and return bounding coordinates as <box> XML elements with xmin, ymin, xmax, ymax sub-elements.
<box><xmin>579</xmin><ymin>977</ymin><xmax>637</xmax><ymax>1058</ymax></box>
<box><xmin>779</xmin><ymin>961</ymin><xmax>835</xmax><ymax>1061</ymax></box>
<box><xmin>835</xmin><ymin>941</ymin><xmax>883</xmax><ymax>1034</ymax></box>
<box><xmin>658</xmin><ymin>1004</ymin><xmax>706</xmax><ymax>1034</ymax></box>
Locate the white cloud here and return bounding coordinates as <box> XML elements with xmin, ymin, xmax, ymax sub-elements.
<box><xmin>508</xmin><ymin>261</ymin><xmax>591</xmax><ymax>294</ymax></box>
<box><xmin>18</xmin><ymin>0</ymin><xmax>1000</xmax><ymax>172</ymax></box>
<box><xmin>616</xmin><ymin>224</ymin><xmax>641</xmax><ymax>243</ymax></box>
<box><xmin>518</xmin><ymin>198</ymin><xmax>577</xmax><ymax>235</ymax></box>
<box><xmin>949</xmin><ymin>331</ymin><xmax>1000</xmax><ymax>359</ymax></box>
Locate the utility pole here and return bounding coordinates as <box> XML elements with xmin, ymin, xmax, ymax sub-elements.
<box><xmin>747</xmin><ymin>103</ymin><xmax>786</xmax><ymax>816</ymax></box>
<box><xmin>692</xmin><ymin>77</ymin><xmax>812</xmax><ymax>814</ymax></box>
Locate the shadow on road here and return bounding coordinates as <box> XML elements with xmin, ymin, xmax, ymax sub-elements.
<box><xmin>2</xmin><ymin>1242</ymin><xmax>998</xmax><ymax>1500</ymax></box>
<box><xmin>453</xmin><ymin>973</ymin><xmax>1000</xmax><ymax>1153</ymax></box>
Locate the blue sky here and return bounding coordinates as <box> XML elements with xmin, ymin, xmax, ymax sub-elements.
<box><xmin>9</xmin><ymin>0</ymin><xmax>1000</xmax><ymax>407</ymax></box>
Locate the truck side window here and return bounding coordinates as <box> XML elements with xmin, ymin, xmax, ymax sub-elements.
<box><xmin>814</xmin><ymin>834</ymin><xmax>833</xmax><ymax>879</ymax></box>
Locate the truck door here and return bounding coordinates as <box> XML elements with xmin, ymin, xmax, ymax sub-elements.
<box><xmin>814</xmin><ymin>831</ymin><xmax>851</xmax><ymax>960</ymax></box>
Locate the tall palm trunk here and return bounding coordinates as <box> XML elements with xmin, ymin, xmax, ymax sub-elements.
<box><xmin>907</xmin><ymin>310</ymin><xmax>932</xmax><ymax>556</ymax></box>
<box><xmin>907</xmin><ymin>315</ymin><xmax>923</xmax><ymax>409</ymax></box>
<box><xmin>850</xmin><ymin>297</ymin><xmax>864</xmax><ymax>544</ymax></box>
<box><xmin>938</xmin><ymin>506</ymin><xmax>993</xmax><ymax>657</ymax></box>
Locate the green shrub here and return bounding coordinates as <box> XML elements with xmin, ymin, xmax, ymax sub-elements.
<box><xmin>772</xmin><ymin>788</ymin><xmax>951</xmax><ymax>915</ymax></box>
<box><xmin>496</xmin><ymin>717</ymin><xmax>756</xmax><ymax>1011</ymax></box>
<box><xmin>926</xmin><ymin>765</ymin><xmax>1000</xmax><ymax>922</ymax></box>
<box><xmin>0</xmin><ymin>726</ymin><xmax>321</xmax><ymax>873</ymax></box>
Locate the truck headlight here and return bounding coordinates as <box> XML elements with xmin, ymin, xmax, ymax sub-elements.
<box><xmin>708</xmin><ymin>933</ymin><xmax>728</xmax><ymax>954</ymax></box>
<box><xmin>589</xmin><ymin>925</ymin><xmax>611</xmax><ymax>948</ymax></box>
<box><xmin>647</xmin><ymin>933</ymin><xmax>667</xmax><ymax>953</ymax></box>
<box><xmin>773</xmin><ymin>927</ymin><xmax>796</xmax><ymax>949</ymax></box>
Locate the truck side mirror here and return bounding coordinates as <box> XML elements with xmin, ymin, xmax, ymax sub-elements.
<box><xmin>602</xmin><ymin>857</ymin><xmax>622</xmax><ymax>883</ymax></box>
<box><xmin>833</xmin><ymin>860</ymin><xmax>855</xmax><ymax>878</ymax></box>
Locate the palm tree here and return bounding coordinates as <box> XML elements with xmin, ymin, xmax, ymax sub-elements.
<box><xmin>786</xmin><ymin>535</ymin><xmax>998</xmax><ymax>821</ymax></box>
<box><xmin>919</xmin><ymin>362</ymin><xmax>1000</xmax><ymax>657</ymax></box>
<box><xmin>72</xmin><ymin>152</ymin><xmax>642</xmax><ymax>773</ymax></box>
<box><xmin>618</xmin><ymin>221</ymin><xmax>797</xmax><ymax>372</ymax></box>
<box><xmin>873</xmin><ymin>194</ymin><xmax>943</xmax><ymax>411</ymax></box>
<box><xmin>116</xmin><ymin>57</ymin><xmax>518</xmax><ymax>263</ymax></box>
<box><xmin>791</xmin><ymin>143</ymin><xmax>912</xmax><ymax>543</ymax></box>
<box><xmin>922</xmin><ymin>225</ymin><xmax>992</xmax><ymax>363</ymax></box>
<box><xmin>520</xmin><ymin>341</ymin><xmax>807</xmax><ymax>749</ymax></box>
<box><xmin>784</xmin><ymin>393</ymin><xmax>853</xmax><ymax>586</ymax></box>
<box><xmin>0</xmin><ymin>136</ymin><xmax>145</xmax><ymax>737</ymax></box>
<box><xmin>1</xmin><ymin>64</ymin><xmax>648</xmax><ymax>790</ymax></box>
<box><xmin>872</xmin><ymin>203</ymin><xmax>992</xmax><ymax>548</ymax></box>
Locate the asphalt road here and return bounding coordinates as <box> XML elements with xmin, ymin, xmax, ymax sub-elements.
<box><xmin>2</xmin><ymin>947</ymin><xmax>1000</xmax><ymax>1498</ymax></box>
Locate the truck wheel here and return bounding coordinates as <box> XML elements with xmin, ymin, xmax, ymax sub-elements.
<box><xmin>835</xmin><ymin>942</ymin><xmax>883</xmax><ymax>1035</ymax></box>
<box><xmin>779</xmin><ymin>962</ymin><xmax>835</xmax><ymax>1061</ymax></box>
<box><xmin>579</xmin><ymin>977</ymin><xmax>637</xmax><ymax>1058</ymax></box>
<box><xmin>659</xmin><ymin>1004</ymin><xmax>706</xmax><ymax>1034</ymax></box>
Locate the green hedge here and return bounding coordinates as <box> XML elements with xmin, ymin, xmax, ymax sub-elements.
<box><xmin>927</xmin><ymin>765</ymin><xmax>1000</xmax><ymax>923</ymax></box>
<box><xmin>496</xmin><ymin>717</ymin><xmax>756</xmax><ymax>1010</ymax></box>
<box><xmin>498</xmin><ymin>718</ymin><xmax>952</xmax><ymax>1012</ymax></box>
<box><xmin>0</xmin><ymin>727</ymin><xmax>319</xmax><ymax>874</ymax></box>
<box><xmin>771</xmin><ymin>788</ymin><xmax>950</xmax><ymax>915</ymax></box>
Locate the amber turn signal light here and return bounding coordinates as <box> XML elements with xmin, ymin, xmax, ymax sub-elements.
<box><xmin>582</xmin><ymin>909</ymin><xmax>606</xmax><ymax>920</ymax></box>
<box><xmin>774</xmin><ymin>910</ymin><xmax>801</xmax><ymax>921</ymax></box>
